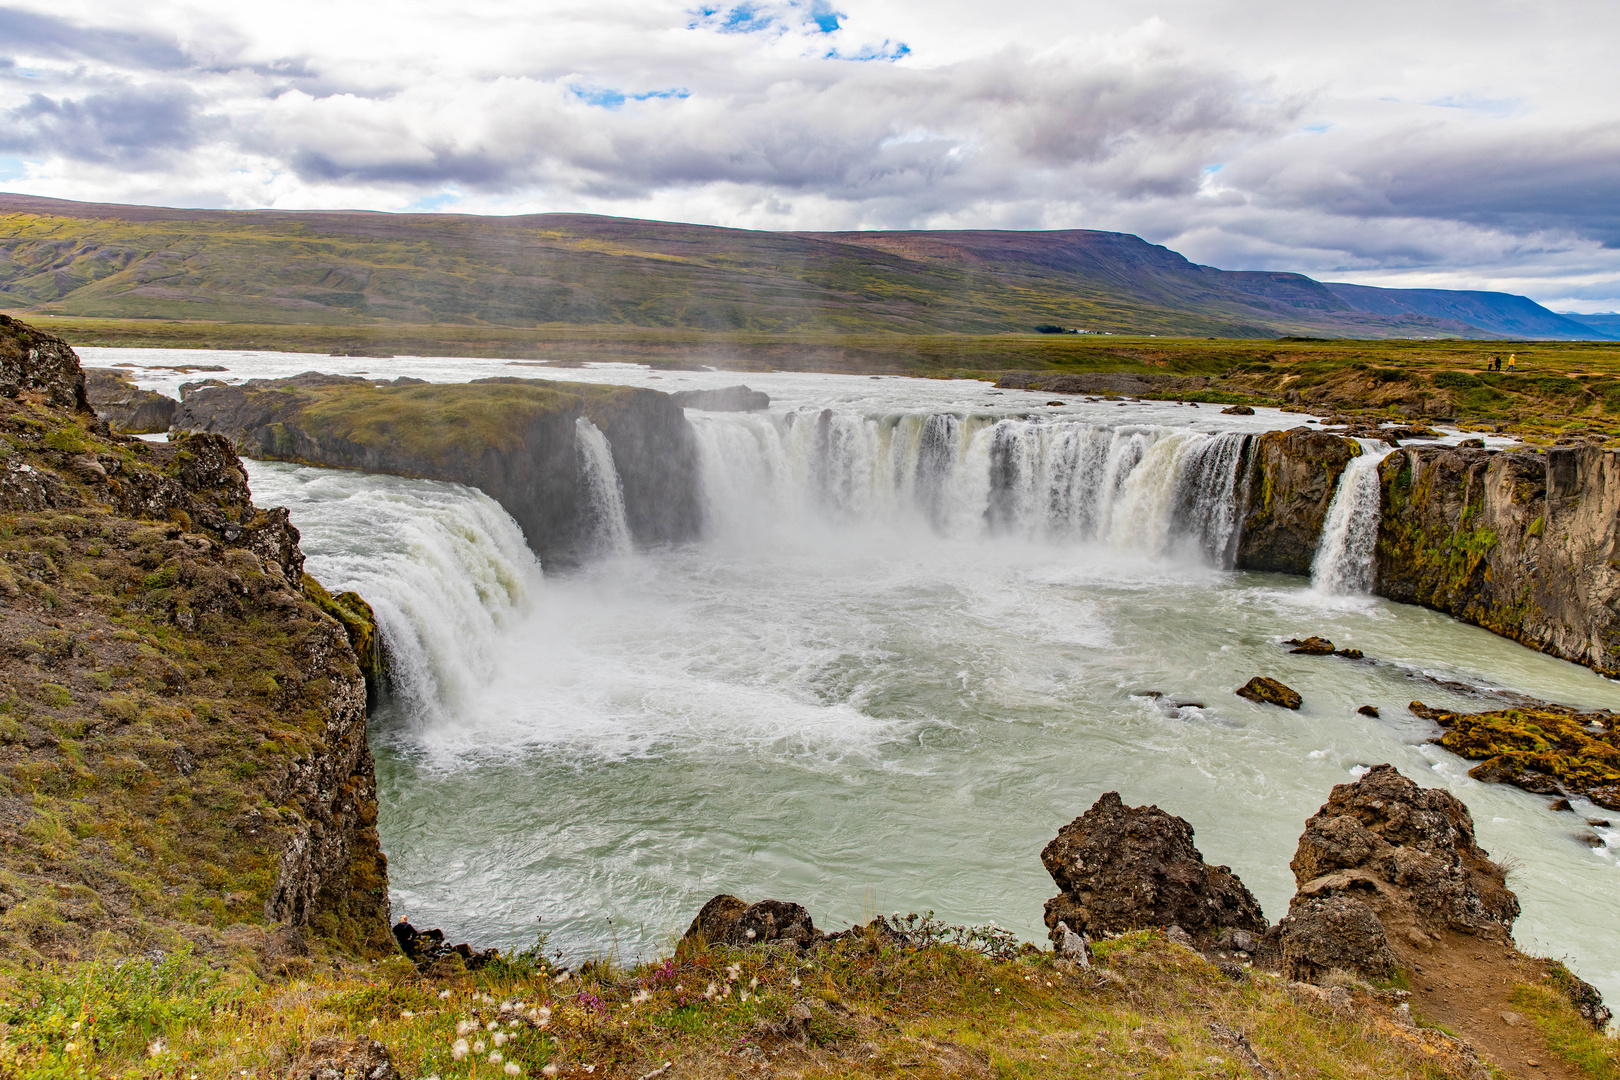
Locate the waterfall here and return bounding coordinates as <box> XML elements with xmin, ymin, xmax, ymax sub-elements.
<box><xmin>575</xmin><ymin>418</ymin><xmax>633</xmax><ymax>556</ymax></box>
<box><xmin>1311</xmin><ymin>440</ymin><xmax>1395</xmax><ymax>595</ymax></box>
<box><xmin>686</xmin><ymin>409</ymin><xmax>1255</xmax><ymax>564</ymax></box>
<box><xmin>241</xmin><ymin>460</ymin><xmax>544</xmax><ymax>726</ymax></box>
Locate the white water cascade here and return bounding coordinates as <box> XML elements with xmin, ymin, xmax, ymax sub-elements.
<box><xmin>1311</xmin><ymin>440</ymin><xmax>1397</xmax><ymax>595</ymax></box>
<box><xmin>241</xmin><ymin>461</ymin><xmax>544</xmax><ymax>725</ymax></box>
<box><xmin>575</xmin><ymin>417</ymin><xmax>634</xmax><ymax>556</ymax></box>
<box><xmin>689</xmin><ymin>410</ymin><xmax>1256</xmax><ymax>565</ymax></box>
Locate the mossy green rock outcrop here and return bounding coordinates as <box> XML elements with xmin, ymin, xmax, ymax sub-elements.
<box><xmin>1377</xmin><ymin>443</ymin><xmax>1620</xmax><ymax>675</ymax></box>
<box><xmin>1235</xmin><ymin>427</ymin><xmax>1356</xmax><ymax>574</ymax></box>
<box><xmin>1411</xmin><ymin>700</ymin><xmax>1620</xmax><ymax>810</ymax></box>
<box><xmin>173</xmin><ymin>373</ymin><xmax>701</xmax><ymax>568</ymax></box>
<box><xmin>0</xmin><ymin>316</ymin><xmax>392</xmax><ymax>968</ymax></box>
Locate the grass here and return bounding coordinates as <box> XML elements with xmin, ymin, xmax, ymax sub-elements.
<box><xmin>1</xmin><ymin>928</ymin><xmax>1565</xmax><ymax>1080</ymax></box>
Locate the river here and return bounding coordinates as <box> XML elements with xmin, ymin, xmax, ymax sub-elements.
<box><xmin>94</xmin><ymin>348</ymin><xmax>1620</xmax><ymax>1000</ymax></box>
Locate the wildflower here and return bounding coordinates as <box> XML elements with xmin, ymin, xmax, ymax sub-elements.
<box><xmin>400</xmin><ymin>1010</ymin><xmax>415</xmax><ymax>1019</ymax></box>
<box><xmin>457</xmin><ymin>1020</ymin><xmax>476</xmax><ymax>1036</ymax></box>
<box><xmin>70</xmin><ymin>1021</ymin><xmax>81</xmax><ymax>1031</ymax></box>
<box><xmin>583</xmin><ymin>1067</ymin><xmax>595</xmax><ymax>1074</ymax></box>
<box><xmin>674</xmin><ymin>984</ymin><xmax>683</xmax><ymax>992</ymax></box>
<box><xmin>65</xmin><ymin>1042</ymin><xmax>77</xmax><ymax>1054</ymax></box>
<box><xmin>490</xmin><ymin>1050</ymin><xmax>504</xmax><ymax>1064</ymax></box>
<box><xmin>509</xmin><ymin>1018</ymin><xmax>521</xmax><ymax>1027</ymax></box>
<box><xmin>726</xmin><ymin>963</ymin><xmax>742</xmax><ymax>980</ymax></box>
<box><xmin>994</xmin><ymin>988</ymin><xmax>1001</xmax><ymax>995</ymax></box>
<box><xmin>148</xmin><ymin>1040</ymin><xmax>166</xmax><ymax>1057</ymax></box>
<box><xmin>704</xmin><ymin>982</ymin><xmax>718</xmax><ymax>1000</ymax></box>
<box><xmin>488</xmin><ymin>1020</ymin><xmax>499</xmax><ymax>1032</ymax></box>
<box><xmin>452</xmin><ymin>1039</ymin><xmax>470</xmax><ymax>1061</ymax></box>
<box><xmin>439</xmin><ymin>989</ymin><xmax>452</xmax><ymax>999</ymax></box>
<box><xmin>474</xmin><ymin>1039</ymin><xmax>487</xmax><ymax>1053</ymax></box>
<box><xmin>631</xmin><ymin>990</ymin><xmax>651</xmax><ymax>1005</ymax></box>
<box><xmin>555</xmin><ymin>972</ymin><xmax>571</xmax><ymax>984</ymax></box>
<box><xmin>541</xmin><ymin>1067</ymin><xmax>559</xmax><ymax>1078</ymax></box>
<box><xmin>790</xmin><ymin>977</ymin><xmax>801</xmax><ymax>988</ymax></box>
<box><xmin>494</xmin><ymin>1032</ymin><xmax>508</xmax><ymax>1047</ymax></box>
<box><xmin>505</xmin><ymin>1065</ymin><xmax>522</xmax><ymax>1077</ymax></box>
<box><xmin>748</xmin><ymin>977</ymin><xmax>759</xmax><ymax>991</ymax></box>
<box><xmin>744</xmin><ymin>928</ymin><xmax>756</xmax><ymax>939</ymax></box>
<box><xmin>740</xmin><ymin>992</ymin><xmax>750</xmax><ymax>1003</ymax></box>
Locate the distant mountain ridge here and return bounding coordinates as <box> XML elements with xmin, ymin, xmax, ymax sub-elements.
<box><xmin>0</xmin><ymin>193</ymin><xmax>1609</xmax><ymax>340</ymax></box>
<box><xmin>1558</xmin><ymin>312</ymin><xmax>1620</xmax><ymax>337</ymax></box>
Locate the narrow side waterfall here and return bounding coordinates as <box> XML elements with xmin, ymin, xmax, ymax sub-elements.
<box><xmin>241</xmin><ymin>460</ymin><xmax>544</xmax><ymax>725</ymax></box>
<box><xmin>687</xmin><ymin>409</ymin><xmax>1255</xmax><ymax>565</ymax></box>
<box><xmin>575</xmin><ymin>417</ymin><xmax>633</xmax><ymax>556</ymax></box>
<box><xmin>1311</xmin><ymin>440</ymin><xmax>1395</xmax><ymax>595</ymax></box>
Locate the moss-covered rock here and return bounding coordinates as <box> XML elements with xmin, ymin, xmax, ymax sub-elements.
<box><xmin>0</xmin><ymin>317</ymin><xmax>393</xmax><ymax>969</ymax></box>
<box><xmin>1235</xmin><ymin>676</ymin><xmax>1302</xmax><ymax>709</ymax></box>
<box><xmin>1410</xmin><ymin>700</ymin><xmax>1620</xmax><ymax>810</ymax></box>
<box><xmin>1235</xmin><ymin>427</ymin><xmax>1357</xmax><ymax>574</ymax></box>
<box><xmin>303</xmin><ymin>574</ymin><xmax>383</xmax><ymax>683</ymax></box>
<box><xmin>174</xmin><ymin>373</ymin><xmax>702</xmax><ymax>568</ymax></box>
<box><xmin>1376</xmin><ymin>444</ymin><xmax>1620</xmax><ymax>675</ymax></box>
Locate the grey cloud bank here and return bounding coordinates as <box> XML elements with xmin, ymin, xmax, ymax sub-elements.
<box><xmin>2</xmin><ymin>0</ymin><xmax>1618</xmax><ymax>310</ymax></box>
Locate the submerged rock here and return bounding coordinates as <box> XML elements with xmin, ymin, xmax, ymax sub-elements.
<box><xmin>1287</xmin><ymin>636</ymin><xmax>1336</xmax><ymax>655</ymax></box>
<box><xmin>1039</xmin><ymin>791</ymin><xmax>1267</xmax><ymax>949</ymax></box>
<box><xmin>684</xmin><ymin>894</ymin><xmax>821</xmax><ymax>950</ymax></box>
<box><xmin>1357</xmin><ymin>705</ymin><xmax>1381</xmax><ymax>718</ymax></box>
<box><xmin>1221</xmin><ymin>405</ymin><xmax>1255</xmax><ymax>415</ymax></box>
<box><xmin>1279</xmin><ymin>764</ymin><xmax>1519</xmax><ymax>983</ymax></box>
<box><xmin>1235</xmin><ymin>677</ymin><xmax>1302</xmax><ymax>709</ymax></box>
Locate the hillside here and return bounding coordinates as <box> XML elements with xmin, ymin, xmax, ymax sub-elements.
<box><xmin>1</xmin><ymin>194</ymin><xmax>1607</xmax><ymax>340</ymax></box>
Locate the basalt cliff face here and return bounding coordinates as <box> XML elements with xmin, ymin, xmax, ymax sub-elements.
<box><xmin>1377</xmin><ymin>443</ymin><xmax>1620</xmax><ymax>675</ymax></box>
<box><xmin>172</xmin><ymin>374</ymin><xmax>702</xmax><ymax>569</ymax></box>
<box><xmin>0</xmin><ymin>316</ymin><xmax>391</xmax><ymax>967</ymax></box>
<box><xmin>1231</xmin><ymin>428</ymin><xmax>1620</xmax><ymax>677</ymax></box>
<box><xmin>1235</xmin><ymin>427</ymin><xmax>1356</xmax><ymax>575</ymax></box>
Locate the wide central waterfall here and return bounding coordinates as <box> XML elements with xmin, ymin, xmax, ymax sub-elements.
<box><xmin>688</xmin><ymin>410</ymin><xmax>1255</xmax><ymax>564</ymax></box>
<box><xmin>132</xmin><ymin>349</ymin><xmax>1613</xmax><ymax>1005</ymax></box>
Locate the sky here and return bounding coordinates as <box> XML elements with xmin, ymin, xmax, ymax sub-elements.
<box><xmin>2</xmin><ymin>0</ymin><xmax>1618</xmax><ymax>310</ymax></box>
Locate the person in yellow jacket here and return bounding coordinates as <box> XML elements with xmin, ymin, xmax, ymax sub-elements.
<box><xmin>1506</xmin><ymin>353</ymin><xmax>1517</xmax><ymax>372</ymax></box>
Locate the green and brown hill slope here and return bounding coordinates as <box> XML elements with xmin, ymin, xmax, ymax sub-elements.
<box><xmin>0</xmin><ymin>193</ymin><xmax>1604</xmax><ymax>339</ymax></box>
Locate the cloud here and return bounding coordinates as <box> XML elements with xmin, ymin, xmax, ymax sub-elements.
<box><xmin>0</xmin><ymin>0</ymin><xmax>1617</xmax><ymax>305</ymax></box>
<box><xmin>0</xmin><ymin>6</ymin><xmax>191</xmax><ymax>70</ymax></box>
<box><xmin>0</xmin><ymin>83</ymin><xmax>208</xmax><ymax>165</ymax></box>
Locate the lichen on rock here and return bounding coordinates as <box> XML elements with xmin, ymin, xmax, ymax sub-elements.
<box><xmin>1411</xmin><ymin>699</ymin><xmax>1620</xmax><ymax>810</ymax></box>
<box><xmin>1235</xmin><ymin>676</ymin><xmax>1302</xmax><ymax>709</ymax></box>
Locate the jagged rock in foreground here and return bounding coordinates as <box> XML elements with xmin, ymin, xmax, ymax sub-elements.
<box><xmin>1378</xmin><ymin>442</ymin><xmax>1620</xmax><ymax>675</ymax></box>
<box><xmin>1279</xmin><ymin>764</ymin><xmax>1519</xmax><ymax>983</ymax></box>
<box><xmin>683</xmin><ymin>894</ymin><xmax>821</xmax><ymax>950</ymax></box>
<box><xmin>173</xmin><ymin>373</ymin><xmax>702</xmax><ymax>569</ymax></box>
<box><xmin>0</xmin><ymin>316</ymin><xmax>392</xmax><ymax>967</ymax></box>
<box><xmin>1039</xmin><ymin>792</ymin><xmax>1268</xmax><ymax>950</ymax></box>
<box><xmin>1410</xmin><ymin>699</ymin><xmax>1619</xmax><ymax>810</ymax></box>
<box><xmin>1234</xmin><ymin>427</ymin><xmax>1357</xmax><ymax>574</ymax></box>
<box><xmin>83</xmin><ymin>366</ymin><xmax>178</xmax><ymax>434</ymax></box>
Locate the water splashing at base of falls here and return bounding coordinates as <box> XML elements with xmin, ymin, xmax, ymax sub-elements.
<box><xmin>1312</xmin><ymin>441</ymin><xmax>1397</xmax><ymax>596</ymax></box>
<box><xmin>576</xmin><ymin>417</ymin><xmax>634</xmax><ymax>556</ymax></box>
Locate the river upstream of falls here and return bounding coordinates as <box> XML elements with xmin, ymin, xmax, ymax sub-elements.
<box><xmin>97</xmin><ymin>349</ymin><xmax>1620</xmax><ymax>1000</ymax></box>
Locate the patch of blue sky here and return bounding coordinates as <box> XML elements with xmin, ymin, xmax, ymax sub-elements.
<box><xmin>569</xmin><ymin>84</ymin><xmax>690</xmax><ymax>110</ymax></box>
<box><xmin>408</xmin><ymin>192</ymin><xmax>462</xmax><ymax>212</ymax></box>
<box><xmin>1301</xmin><ymin>122</ymin><xmax>1332</xmax><ymax>134</ymax></box>
<box><xmin>0</xmin><ymin>156</ymin><xmax>31</xmax><ymax>181</ymax></box>
<box><xmin>825</xmin><ymin>38</ymin><xmax>909</xmax><ymax>61</ymax></box>
<box><xmin>808</xmin><ymin>1</ymin><xmax>843</xmax><ymax>33</ymax></box>
<box><xmin>719</xmin><ymin>3</ymin><xmax>774</xmax><ymax>33</ymax></box>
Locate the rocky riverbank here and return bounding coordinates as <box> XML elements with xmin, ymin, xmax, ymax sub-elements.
<box><xmin>0</xmin><ymin>314</ymin><xmax>391</xmax><ymax>969</ymax></box>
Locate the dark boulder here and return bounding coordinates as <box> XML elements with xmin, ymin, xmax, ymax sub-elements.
<box><xmin>1235</xmin><ymin>677</ymin><xmax>1302</xmax><ymax>709</ymax></box>
<box><xmin>1039</xmin><ymin>792</ymin><xmax>1267</xmax><ymax>949</ymax></box>
<box><xmin>1278</xmin><ymin>894</ymin><xmax>1397</xmax><ymax>983</ymax></box>
<box><xmin>1287</xmin><ymin>636</ymin><xmax>1336</xmax><ymax>655</ymax></box>
<box><xmin>1357</xmin><ymin>705</ymin><xmax>1381</xmax><ymax>718</ymax></box>
<box><xmin>1278</xmin><ymin>764</ymin><xmax>1519</xmax><ymax>983</ymax></box>
<box><xmin>683</xmin><ymin>894</ymin><xmax>821</xmax><ymax>949</ymax></box>
<box><xmin>392</xmin><ymin>919</ymin><xmax>498</xmax><ymax>970</ymax></box>
<box><xmin>669</xmin><ymin>385</ymin><xmax>770</xmax><ymax>411</ymax></box>
<box><xmin>1221</xmin><ymin>405</ymin><xmax>1255</xmax><ymax>415</ymax></box>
